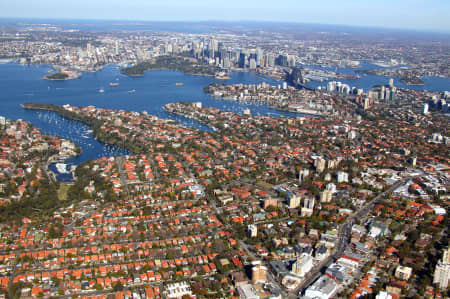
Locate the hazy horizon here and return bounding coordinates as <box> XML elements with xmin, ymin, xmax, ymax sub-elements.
<box><xmin>1</xmin><ymin>18</ymin><xmax>450</xmax><ymax>37</ymax></box>
<box><xmin>1</xmin><ymin>0</ymin><xmax>449</xmax><ymax>33</ymax></box>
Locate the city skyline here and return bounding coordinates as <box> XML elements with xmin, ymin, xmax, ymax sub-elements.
<box><xmin>1</xmin><ymin>0</ymin><xmax>450</xmax><ymax>33</ymax></box>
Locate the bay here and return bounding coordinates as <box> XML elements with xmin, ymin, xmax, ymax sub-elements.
<box><xmin>302</xmin><ymin>61</ymin><xmax>450</xmax><ymax>93</ymax></box>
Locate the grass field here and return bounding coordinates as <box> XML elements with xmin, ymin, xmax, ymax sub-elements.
<box><xmin>58</xmin><ymin>183</ymin><xmax>73</xmax><ymax>201</ymax></box>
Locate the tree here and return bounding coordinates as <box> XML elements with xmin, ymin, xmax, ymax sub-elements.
<box><xmin>113</xmin><ymin>282</ymin><xmax>124</xmax><ymax>292</ymax></box>
<box><xmin>9</xmin><ymin>282</ymin><xmax>30</xmax><ymax>299</ymax></box>
<box><xmin>93</xmin><ymin>283</ymin><xmax>103</xmax><ymax>291</ymax></box>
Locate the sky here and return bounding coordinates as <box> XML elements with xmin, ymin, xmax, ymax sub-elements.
<box><xmin>1</xmin><ymin>0</ymin><xmax>449</xmax><ymax>32</ymax></box>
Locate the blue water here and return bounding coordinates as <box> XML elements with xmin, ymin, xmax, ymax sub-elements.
<box><xmin>302</xmin><ymin>61</ymin><xmax>450</xmax><ymax>93</ymax></box>
<box><xmin>0</xmin><ymin>62</ymin><xmax>297</xmax><ymax>180</ymax></box>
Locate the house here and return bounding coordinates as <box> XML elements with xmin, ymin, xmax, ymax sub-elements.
<box><xmin>395</xmin><ymin>266</ymin><xmax>412</xmax><ymax>281</ymax></box>
<box><xmin>337</xmin><ymin>254</ymin><xmax>361</xmax><ymax>270</ymax></box>
<box><xmin>315</xmin><ymin>245</ymin><xmax>329</xmax><ymax>261</ymax></box>
<box><xmin>326</xmin><ymin>263</ymin><xmax>352</xmax><ymax>284</ymax></box>
<box><xmin>231</xmin><ymin>271</ymin><xmax>248</xmax><ymax>287</ymax></box>
<box><xmin>163</xmin><ymin>281</ymin><xmax>193</xmax><ymax>299</ymax></box>
<box><xmin>369</xmin><ymin>221</ymin><xmax>389</xmax><ymax>238</ymax></box>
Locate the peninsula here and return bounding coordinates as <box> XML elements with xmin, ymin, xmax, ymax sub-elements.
<box><xmin>204</xmin><ymin>83</ymin><xmax>333</xmax><ymax>116</ymax></box>
<box><xmin>356</xmin><ymin>69</ymin><xmax>425</xmax><ymax>85</ymax></box>
<box><xmin>120</xmin><ymin>55</ymin><xmax>218</xmax><ymax>77</ymax></box>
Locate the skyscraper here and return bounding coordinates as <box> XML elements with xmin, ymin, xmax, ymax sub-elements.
<box><xmin>301</xmin><ymin>197</ymin><xmax>314</xmax><ymax>217</ymax></box>
<box><xmin>364</xmin><ymin>98</ymin><xmax>371</xmax><ymax>110</ymax></box>
<box><xmin>320</xmin><ymin>190</ymin><xmax>333</xmax><ymax>203</ymax></box>
<box><xmin>434</xmin><ymin>247</ymin><xmax>450</xmax><ymax>289</ymax></box>
<box><xmin>267</xmin><ymin>54</ymin><xmax>275</xmax><ymax>67</ymax></box>
<box><xmin>256</xmin><ymin>48</ymin><xmax>263</xmax><ymax>66</ymax></box>
<box><xmin>423</xmin><ymin>103</ymin><xmax>429</xmax><ymax>114</ymax></box>
<box><xmin>314</xmin><ymin>158</ymin><xmax>326</xmax><ymax>173</ymax></box>
<box><xmin>115</xmin><ymin>40</ymin><xmax>119</xmax><ymax>55</ymax></box>
<box><xmin>389</xmin><ymin>78</ymin><xmax>394</xmax><ymax>88</ymax></box>
<box><xmin>298</xmin><ymin>169</ymin><xmax>310</xmax><ymax>182</ymax></box>
<box><xmin>291</xmin><ymin>253</ymin><xmax>313</xmax><ymax>277</ymax></box>
<box><xmin>304</xmin><ymin>197</ymin><xmax>315</xmax><ymax>209</ymax></box>
<box><xmin>252</xmin><ymin>262</ymin><xmax>267</xmax><ymax>283</ymax></box>
<box><xmin>288</xmin><ymin>195</ymin><xmax>301</xmax><ymax>209</ymax></box>
<box><xmin>249</xmin><ymin>58</ymin><xmax>257</xmax><ymax>70</ymax></box>
<box><xmin>208</xmin><ymin>38</ymin><xmax>217</xmax><ymax>59</ymax></box>
<box><xmin>223</xmin><ymin>57</ymin><xmax>231</xmax><ymax>69</ymax></box>
<box><xmin>327</xmin><ymin>81</ymin><xmax>335</xmax><ymax>92</ymax></box>
<box><xmin>248</xmin><ymin>224</ymin><xmax>257</xmax><ymax>238</ymax></box>
<box><xmin>238</xmin><ymin>52</ymin><xmax>247</xmax><ymax>68</ymax></box>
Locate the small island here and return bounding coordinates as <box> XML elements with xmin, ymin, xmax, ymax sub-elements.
<box><xmin>121</xmin><ymin>55</ymin><xmax>219</xmax><ymax>77</ymax></box>
<box><xmin>43</xmin><ymin>69</ymin><xmax>81</xmax><ymax>80</ymax></box>
<box><xmin>44</xmin><ymin>72</ymin><xmax>68</xmax><ymax>80</ymax></box>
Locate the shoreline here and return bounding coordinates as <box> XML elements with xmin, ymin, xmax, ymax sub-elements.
<box><xmin>163</xmin><ymin>105</ymin><xmax>218</xmax><ymax>131</ymax></box>
<box><xmin>121</xmin><ymin>67</ymin><xmax>216</xmax><ymax>77</ymax></box>
<box><xmin>269</xmin><ymin>105</ymin><xmax>324</xmax><ymax>117</ymax></box>
<box><xmin>355</xmin><ymin>69</ymin><xmax>426</xmax><ymax>86</ymax></box>
<box><xmin>42</xmin><ymin>76</ymin><xmax>78</xmax><ymax>81</ymax></box>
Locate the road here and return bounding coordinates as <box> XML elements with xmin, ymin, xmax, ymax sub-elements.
<box><xmin>288</xmin><ymin>177</ymin><xmax>410</xmax><ymax>297</ymax></box>
<box><xmin>116</xmin><ymin>156</ymin><xmax>131</xmax><ymax>196</ymax></box>
<box><xmin>237</xmin><ymin>177</ymin><xmax>411</xmax><ymax>299</ymax></box>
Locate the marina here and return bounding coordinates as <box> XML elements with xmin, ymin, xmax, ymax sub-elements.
<box><xmin>55</xmin><ymin>163</ymin><xmax>69</xmax><ymax>174</ymax></box>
